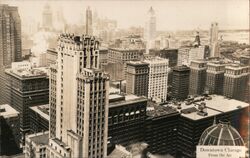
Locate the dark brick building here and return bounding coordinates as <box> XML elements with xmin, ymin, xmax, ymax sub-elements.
<box><xmin>172</xmin><ymin>65</ymin><xmax>190</xmax><ymax>100</ymax></box>
<box><xmin>126</xmin><ymin>61</ymin><xmax>149</xmax><ymax>97</ymax></box>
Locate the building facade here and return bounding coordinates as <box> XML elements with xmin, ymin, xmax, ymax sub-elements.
<box><xmin>189</xmin><ymin>60</ymin><xmax>207</xmax><ymax>95</ymax></box>
<box><xmin>126</xmin><ymin>61</ymin><xmax>149</xmax><ymax>97</ymax></box>
<box><xmin>24</xmin><ymin>131</ymin><xmax>49</xmax><ymax>158</ymax></box>
<box><xmin>172</xmin><ymin>65</ymin><xmax>190</xmax><ymax>100</ymax></box>
<box><xmin>144</xmin><ymin>57</ymin><xmax>168</xmax><ymax>102</ymax></box>
<box><xmin>4</xmin><ymin>67</ymin><xmax>49</xmax><ymax>146</ymax></box>
<box><xmin>47</xmin><ymin>34</ymin><xmax>109</xmax><ymax>158</ymax></box>
<box><xmin>46</xmin><ymin>48</ymin><xmax>58</xmax><ymax>66</ymax></box>
<box><xmin>0</xmin><ymin>104</ymin><xmax>21</xmax><ymax>156</ymax></box>
<box><xmin>149</xmin><ymin>48</ymin><xmax>178</xmax><ymax>67</ymax></box>
<box><xmin>145</xmin><ymin>105</ymin><xmax>179</xmax><ymax>156</ymax></box>
<box><xmin>210</xmin><ymin>22</ymin><xmax>219</xmax><ymax>57</ymax></box>
<box><xmin>107</xmin><ymin>48</ymin><xmax>143</xmax><ymax>80</ymax></box>
<box><xmin>205</xmin><ymin>61</ymin><xmax>225</xmax><ymax>95</ymax></box>
<box><xmin>108</xmin><ymin>94</ymin><xmax>147</xmax><ymax>150</ymax></box>
<box><xmin>223</xmin><ymin>64</ymin><xmax>249</xmax><ymax>102</ymax></box>
<box><xmin>29</xmin><ymin>104</ymin><xmax>49</xmax><ymax>133</ymax></box>
<box><xmin>0</xmin><ymin>4</ymin><xmax>22</xmax><ymax>105</ymax></box>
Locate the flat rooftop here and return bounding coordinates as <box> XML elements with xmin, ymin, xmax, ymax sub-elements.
<box><xmin>0</xmin><ymin>104</ymin><xmax>19</xmax><ymax>119</ymax></box>
<box><xmin>27</xmin><ymin>131</ymin><xmax>49</xmax><ymax>145</ymax></box>
<box><xmin>5</xmin><ymin>67</ymin><xmax>49</xmax><ymax>79</ymax></box>
<box><xmin>30</xmin><ymin>104</ymin><xmax>49</xmax><ymax>121</ymax></box>
<box><xmin>147</xmin><ymin>105</ymin><xmax>179</xmax><ymax>118</ymax></box>
<box><xmin>164</xmin><ymin>95</ymin><xmax>249</xmax><ymax>121</ymax></box>
<box><xmin>109</xmin><ymin>94</ymin><xmax>147</xmax><ymax>108</ymax></box>
<box><xmin>127</xmin><ymin>60</ymin><xmax>148</xmax><ymax>66</ymax></box>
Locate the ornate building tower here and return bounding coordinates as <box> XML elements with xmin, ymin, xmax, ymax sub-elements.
<box><xmin>47</xmin><ymin>34</ymin><xmax>109</xmax><ymax>158</ymax></box>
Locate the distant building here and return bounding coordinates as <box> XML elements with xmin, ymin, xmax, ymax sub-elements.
<box><xmin>144</xmin><ymin>57</ymin><xmax>168</xmax><ymax>102</ymax></box>
<box><xmin>145</xmin><ymin>105</ymin><xmax>179</xmax><ymax>156</ymax></box>
<box><xmin>210</xmin><ymin>22</ymin><xmax>219</xmax><ymax>57</ymax></box>
<box><xmin>108</xmin><ymin>94</ymin><xmax>147</xmax><ymax>149</ymax></box>
<box><xmin>145</xmin><ymin>7</ymin><xmax>156</xmax><ymax>52</ymax></box>
<box><xmin>5</xmin><ymin>67</ymin><xmax>49</xmax><ymax>146</ymax></box>
<box><xmin>172</xmin><ymin>65</ymin><xmax>190</xmax><ymax>100</ymax></box>
<box><xmin>86</xmin><ymin>7</ymin><xmax>93</xmax><ymax>35</ymax></box>
<box><xmin>29</xmin><ymin>104</ymin><xmax>49</xmax><ymax>133</ymax></box>
<box><xmin>223</xmin><ymin>64</ymin><xmax>249</xmax><ymax>101</ymax></box>
<box><xmin>189</xmin><ymin>60</ymin><xmax>207</xmax><ymax>95</ymax></box>
<box><xmin>104</xmin><ymin>62</ymin><xmax>124</xmax><ymax>81</ymax></box>
<box><xmin>177</xmin><ymin>47</ymin><xmax>190</xmax><ymax>66</ymax></box>
<box><xmin>0</xmin><ymin>4</ymin><xmax>22</xmax><ymax>105</ymax></box>
<box><xmin>0</xmin><ymin>104</ymin><xmax>21</xmax><ymax>156</ymax></box>
<box><xmin>149</xmin><ymin>48</ymin><xmax>178</xmax><ymax>67</ymax></box>
<box><xmin>99</xmin><ymin>47</ymin><xmax>108</xmax><ymax>70</ymax></box>
<box><xmin>24</xmin><ymin>131</ymin><xmax>49</xmax><ymax>158</ymax></box>
<box><xmin>107</xmin><ymin>48</ymin><xmax>143</xmax><ymax>80</ymax></box>
<box><xmin>11</xmin><ymin>61</ymin><xmax>31</xmax><ymax>70</ymax></box>
<box><xmin>205</xmin><ymin>61</ymin><xmax>226</xmax><ymax>95</ymax></box>
<box><xmin>39</xmin><ymin>52</ymin><xmax>47</xmax><ymax>67</ymax></box>
<box><xmin>178</xmin><ymin>33</ymin><xmax>209</xmax><ymax>66</ymax></box>
<box><xmin>42</xmin><ymin>4</ymin><xmax>53</xmax><ymax>30</ymax></box>
<box><xmin>126</xmin><ymin>61</ymin><xmax>149</xmax><ymax>97</ymax></box>
<box><xmin>46</xmin><ymin>48</ymin><xmax>58</xmax><ymax>66</ymax></box>
<box><xmin>47</xmin><ymin>34</ymin><xmax>109</xmax><ymax>158</ymax></box>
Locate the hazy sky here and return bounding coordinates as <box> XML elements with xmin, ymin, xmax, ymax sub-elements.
<box><xmin>2</xmin><ymin>0</ymin><xmax>249</xmax><ymax>30</ymax></box>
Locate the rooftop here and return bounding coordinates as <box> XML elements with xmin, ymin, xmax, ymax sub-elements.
<box><xmin>30</xmin><ymin>104</ymin><xmax>49</xmax><ymax>121</ymax></box>
<box><xmin>147</xmin><ymin>104</ymin><xmax>179</xmax><ymax>118</ymax></box>
<box><xmin>27</xmin><ymin>131</ymin><xmax>49</xmax><ymax>146</ymax></box>
<box><xmin>109</xmin><ymin>94</ymin><xmax>147</xmax><ymax>108</ymax></box>
<box><xmin>5</xmin><ymin>67</ymin><xmax>49</xmax><ymax>79</ymax></box>
<box><xmin>164</xmin><ymin>95</ymin><xmax>249</xmax><ymax>121</ymax></box>
<box><xmin>225</xmin><ymin>64</ymin><xmax>249</xmax><ymax>70</ymax></box>
<box><xmin>173</xmin><ymin>65</ymin><xmax>190</xmax><ymax>71</ymax></box>
<box><xmin>0</xmin><ymin>104</ymin><xmax>19</xmax><ymax>119</ymax></box>
<box><xmin>127</xmin><ymin>60</ymin><xmax>149</xmax><ymax>66</ymax></box>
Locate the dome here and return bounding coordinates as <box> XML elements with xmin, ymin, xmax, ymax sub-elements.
<box><xmin>198</xmin><ymin>120</ymin><xmax>244</xmax><ymax>146</ymax></box>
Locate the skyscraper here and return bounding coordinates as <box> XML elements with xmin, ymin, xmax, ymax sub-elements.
<box><xmin>126</xmin><ymin>61</ymin><xmax>149</xmax><ymax>97</ymax></box>
<box><xmin>205</xmin><ymin>61</ymin><xmax>225</xmax><ymax>95</ymax></box>
<box><xmin>223</xmin><ymin>64</ymin><xmax>249</xmax><ymax>101</ymax></box>
<box><xmin>189</xmin><ymin>60</ymin><xmax>207</xmax><ymax>95</ymax></box>
<box><xmin>0</xmin><ymin>4</ymin><xmax>22</xmax><ymax>104</ymax></box>
<box><xmin>47</xmin><ymin>34</ymin><xmax>109</xmax><ymax>158</ymax></box>
<box><xmin>144</xmin><ymin>57</ymin><xmax>168</xmax><ymax>102</ymax></box>
<box><xmin>5</xmin><ymin>67</ymin><xmax>49</xmax><ymax>146</ymax></box>
<box><xmin>145</xmin><ymin>6</ymin><xmax>156</xmax><ymax>53</ymax></box>
<box><xmin>42</xmin><ymin>4</ymin><xmax>53</xmax><ymax>30</ymax></box>
<box><xmin>210</xmin><ymin>22</ymin><xmax>219</xmax><ymax>57</ymax></box>
<box><xmin>172</xmin><ymin>65</ymin><xmax>190</xmax><ymax>100</ymax></box>
<box><xmin>86</xmin><ymin>7</ymin><xmax>93</xmax><ymax>35</ymax></box>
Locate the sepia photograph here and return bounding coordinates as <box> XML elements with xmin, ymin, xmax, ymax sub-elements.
<box><xmin>0</xmin><ymin>0</ymin><xmax>249</xmax><ymax>158</ymax></box>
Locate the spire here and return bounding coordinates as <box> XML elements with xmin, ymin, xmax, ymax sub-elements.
<box><xmin>148</xmin><ymin>6</ymin><xmax>155</xmax><ymax>15</ymax></box>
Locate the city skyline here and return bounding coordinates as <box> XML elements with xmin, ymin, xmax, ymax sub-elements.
<box><xmin>2</xmin><ymin>0</ymin><xmax>249</xmax><ymax>31</ymax></box>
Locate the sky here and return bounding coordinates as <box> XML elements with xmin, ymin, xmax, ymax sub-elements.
<box><xmin>1</xmin><ymin>0</ymin><xmax>249</xmax><ymax>31</ymax></box>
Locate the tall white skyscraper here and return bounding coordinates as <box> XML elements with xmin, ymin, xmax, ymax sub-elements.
<box><xmin>144</xmin><ymin>57</ymin><xmax>168</xmax><ymax>102</ymax></box>
<box><xmin>86</xmin><ymin>7</ymin><xmax>93</xmax><ymax>35</ymax></box>
<box><xmin>47</xmin><ymin>34</ymin><xmax>109</xmax><ymax>158</ymax></box>
<box><xmin>145</xmin><ymin>6</ymin><xmax>156</xmax><ymax>53</ymax></box>
<box><xmin>210</xmin><ymin>22</ymin><xmax>220</xmax><ymax>57</ymax></box>
<box><xmin>42</xmin><ymin>4</ymin><xmax>53</xmax><ymax>30</ymax></box>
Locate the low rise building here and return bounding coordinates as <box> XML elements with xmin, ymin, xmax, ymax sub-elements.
<box><xmin>0</xmin><ymin>104</ymin><xmax>21</xmax><ymax>156</ymax></box>
<box><xmin>24</xmin><ymin>131</ymin><xmax>49</xmax><ymax>158</ymax></box>
<box><xmin>29</xmin><ymin>104</ymin><xmax>49</xmax><ymax>133</ymax></box>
